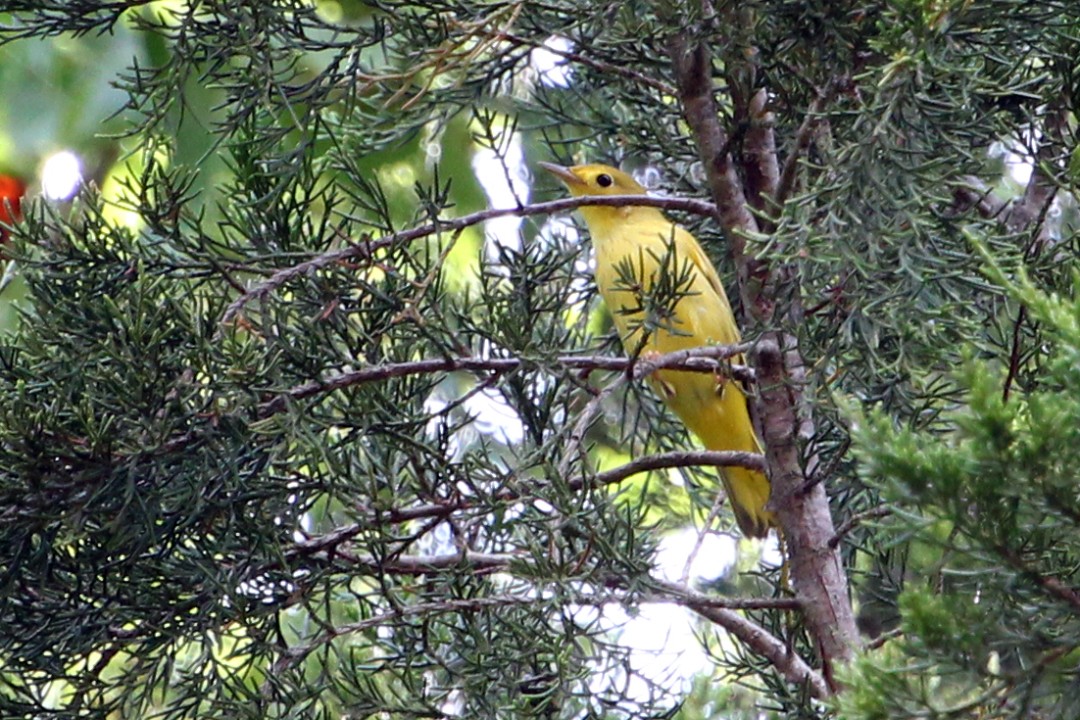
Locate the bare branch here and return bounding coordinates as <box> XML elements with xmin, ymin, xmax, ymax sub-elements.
<box><xmin>273</xmin><ymin>554</ymin><xmax>821</xmax><ymax>695</ymax></box>
<box><xmin>952</xmin><ymin>108</ymin><xmax>1065</xmax><ymax>403</ymax></box>
<box><xmin>680</xmin><ymin>490</ymin><xmax>729</xmax><ymax>584</ymax></box>
<box><xmin>274</xmin><ymin>593</ymin><xmax>540</xmax><ymax>671</ymax></box>
<box><xmin>220</xmin><ymin>194</ymin><xmax>721</xmax><ymax>326</ymax></box>
<box><xmin>287</xmin><ymin>447</ymin><xmax>770</xmax><ymax>565</ymax></box>
<box><xmin>772</xmin><ymin>77</ymin><xmax>847</xmax><ymax>217</ymax></box>
<box><xmin>593</xmin><ymin>448</ymin><xmax>766</xmax><ymax>482</ymax></box>
<box><xmin>952</xmin><ymin>102</ymin><xmax>1062</xmax><ymax>236</ymax></box>
<box><xmin>274</xmin><ymin>569</ymin><xmax>812</xmax><ymax>690</ymax></box>
<box><xmin>1004</xmin><ymin>164</ymin><xmax>1058</xmax><ymax>235</ymax></box>
<box><xmin>645</xmin><ymin>579</ymin><xmax>827</xmax><ymax>698</ymax></box>
<box><xmin>866</xmin><ymin>627</ymin><xmax>903</xmax><ymax>651</ymax></box>
<box><xmin>692</xmin><ymin>605</ymin><xmax>830</xmax><ymax>697</ymax></box>
<box><xmin>743</xmin><ymin>88</ymin><xmax>779</xmax><ymax>216</ymax></box>
<box><xmin>646</xmin><ymin>578</ymin><xmax>801</xmax><ymax>611</ymax></box>
<box><xmin>258</xmin><ymin>343</ymin><xmax>753</xmax><ymax>417</ymax></box>
<box><xmin>668</xmin><ymin>35</ymin><xmax>761</xmax><ymax>250</ymax></box>
<box><xmin>829</xmin><ymin>505</ymin><xmax>893</xmax><ymax>549</ymax></box>
<box><xmin>950</xmin><ymin>175</ymin><xmax>1009</xmax><ymax>219</ymax></box>
<box><xmin>347</xmin><ymin>550</ymin><xmax>518</xmax><ymax>575</ymax></box>
<box><xmin>996</xmin><ymin>545</ymin><xmax>1080</xmax><ymax>613</ymax></box>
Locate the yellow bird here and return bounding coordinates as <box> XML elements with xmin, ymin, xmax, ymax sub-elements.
<box><xmin>540</xmin><ymin>162</ymin><xmax>773</xmax><ymax>538</ymax></box>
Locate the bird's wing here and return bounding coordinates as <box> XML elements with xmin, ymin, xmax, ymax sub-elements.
<box><xmin>675</xmin><ymin>224</ymin><xmax>756</xmax><ymax>390</ymax></box>
<box><xmin>674</xmin><ymin>226</ymin><xmax>741</xmax><ymax>344</ymax></box>
<box><xmin>677</xmin><ymin>226</ymin><xmax>729</xmax><ymax>305</ymax></box>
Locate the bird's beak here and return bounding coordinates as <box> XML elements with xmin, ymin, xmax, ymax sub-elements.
<box><xmin>538</xmin><ymin>161</ymin><xmax>583</xmax><ymax>188</ymax></box>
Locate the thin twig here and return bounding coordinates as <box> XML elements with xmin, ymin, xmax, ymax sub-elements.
<box><xmin>273</xmin><ymin>549</ymin><xmax>816</xmax><ymax>694</ymax></box>
<box><xmin>681</xmin><ymin>491</ymin><xmax>728</xmax><ymax>585</ymax></box>
<box><xmin>347</xmin><ymin>550</ymin><xmax>518</xmax><ymax>575</ymax></box>
<box><xmin>1002</xmin><ymin>304</ymin><xmax>1028</xmax><ymax>403</ymax></box>
<box><xmin>770</xmin><ymin>76</ymin><xmax>847</xmax><ymax>223</ymax></box>
<box><xmin>950</xmin><ymin>175</ymin><xmax>1008</xmax><ymax>219</ymax></box>
<box><xmin>828</xmin><ymin>505</ymin><xmax>893</xmax><ymax>549</ymax></box>
<box><xmin>275</xmin><ymin>593</ymin><xmax>539</xmax><ymax>671</ymax></box>
<box><xmin>997</xmin><ymin>545</ymin><xmax>1080</xmax><ymax>613</ymax></box>
<box><xmin>555</xmin><ymin>370</ymin><xmax>623</xmax><ymax>481</ymax></box>
<box><xmin>1003</xmin><ymin>169</ymin><xmax>1058</xmax><ymax>401</ymax></box>
<box><xmin>952</xmin><ymin>112</ymin><xmax>1061</xmax><ymax>404</ymax></box>
<box><xmin>500</xmin><ymin>30</ymin><xmax>677</xmax><ymax>96</ymax></box>
<box><xmin>866</xmin><ymin>627</ymin><xmax>902</xmax><ymax>651</ymax></box>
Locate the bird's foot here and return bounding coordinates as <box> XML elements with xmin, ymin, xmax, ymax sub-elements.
<box><xmin>639</xmin><ymin>350</ymin><xmax>677</xmax><ymax>399</ymax></box>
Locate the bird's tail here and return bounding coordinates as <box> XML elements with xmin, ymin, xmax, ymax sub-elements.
<box><xmin>719</xmin><ymin>464</ymin><xmax>774</xmax><ymax>539</ymax></box>
<box><xmin>659</xmin><ymin>368</ymin><xmax>775</xmax><ymax>537</ymax></box>
<box><xmin>694</xmin><ymin>386</ymin><xmax>775</xmax><ymax>538</ymax></box>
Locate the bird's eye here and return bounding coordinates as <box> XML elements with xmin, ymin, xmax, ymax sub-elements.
<box><xmin>596</xmin><ymin>173</ymin><xmax>613</xmax><ymax>188</ymax></box>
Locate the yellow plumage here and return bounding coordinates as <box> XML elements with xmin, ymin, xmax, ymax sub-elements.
<box><xmin>540</xmin><ymin>162</ymin><xmax>773</xmax><ymax>538</ymax></box>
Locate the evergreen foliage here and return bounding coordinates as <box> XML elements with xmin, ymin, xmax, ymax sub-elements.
<box><xmin>845</xmin><ymin>265</ymin><xmax>1080</xmax><ymax>718</ymax></box>
<box><xmin>0</xmin><ymin>1</ymin><xmax>1077</xmax><ymax>718</ymax></box>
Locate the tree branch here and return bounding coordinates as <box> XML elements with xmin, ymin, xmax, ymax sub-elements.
<box><xmin>593</xmin><ymin>447</ymin><xmax>766</xmax><ymax>480</ymax></box>
<box><xmin>996</xmin><ymin>545</ymin><xmax>1080</xmax><ymax>613</ymax></box>
<box><xmin>952</xmin><ymin>101</ymin><xmax>1063</xmax><ymax>237</ymax></box>
<box><xmin>642</xmin><ymin>580</ymin><xmax>828</xmax><ymax>698</ymax></box>
<box><xmin>743</xmin><ymin>88</ymin><xmax>779</xmax><ymax>217</ymax></box>
<box><xmin>287</xmin><ymin>447</ymin><xmax>769</xmax><ymax>564</ymax></box>
<box><xmin>950</xmin><ymin>175</ymin><xmax>1009</xmax><ymax>219</ymax></box>
<box><xmin>771</xmin><ymin>76</ymin><xmax>847</xmax><ymax>219</ymax></box>
<box><xmin>220</xmin><ymin>194</ymin><xmax>721</xmax><ymax>326</ymax></box>
<box><xmin>952</xmin><ymin>107</ymin><xmax>1064</xmax><ymax>402</ymax></box>
<box><xmin>274</xmin><ymin>593</ymin><xmax>539</xmax><ymax>671</ymax></box>
<box><xmin>273</xmin><ymin>554</ymin><xmax>823</xmax><ymax>696</ymax></box>
<box><xmin>829</xmin><ymin>505</ymin><xmax>893</xmax><ymax>549</ymax></box>
<box><xmin>686</xmin><ymin>602</ymin><xmax>831</xmax><ymax>698</ymax></box>
<box><xmin>645</xmin><ymin>581</ymin><xmax>826</xmax><ymax>698</ymax></box>
<box><xmin>667</xmin><ymin>35</ymin><xmax>761</xmax><ymax>272</ymax></box>
<box><xmin>755</xmin><ymin>339</ymin><xmax>860</xmax><ymax>676</ymax></box>
<box><xmin>645</xmin><ymin>578</ymin><xmax>801</xmax><ymax>611</ymax></box>
<box><xmin>499</xmin><ymin>30</ymin><xmax>677</xmax><ymax>96</ymax></box>
<box><xmin>258</xmin><ymin>342</ymin><xmax>753</xmax><ymax>417</ymax></box>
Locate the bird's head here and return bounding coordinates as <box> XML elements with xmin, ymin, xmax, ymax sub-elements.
<box><xmin>539</xmin><ymin>162</ymin><xmax>655</xmax><ymax>232</ymax></box>
<box><xmin>538</xmin><ymin>162</ymin><xmax>647</xmax><ymax>197</ymax></box>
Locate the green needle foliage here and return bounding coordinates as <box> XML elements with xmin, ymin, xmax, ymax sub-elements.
<box><xmin>844</xmin><ymin>266</ymin><xmax>1080</xmax><ymax>719</ymax></box>
<box><xmin>0</xmin><ymin>1</ymin><xmax>1077</xmax><ymax>719</ymax></box>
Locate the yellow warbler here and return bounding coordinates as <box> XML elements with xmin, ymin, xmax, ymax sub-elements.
<box><xmin>540</xmin><ymin>162</ymin><xmax>773</xmax><ymax>538</ymax></box>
